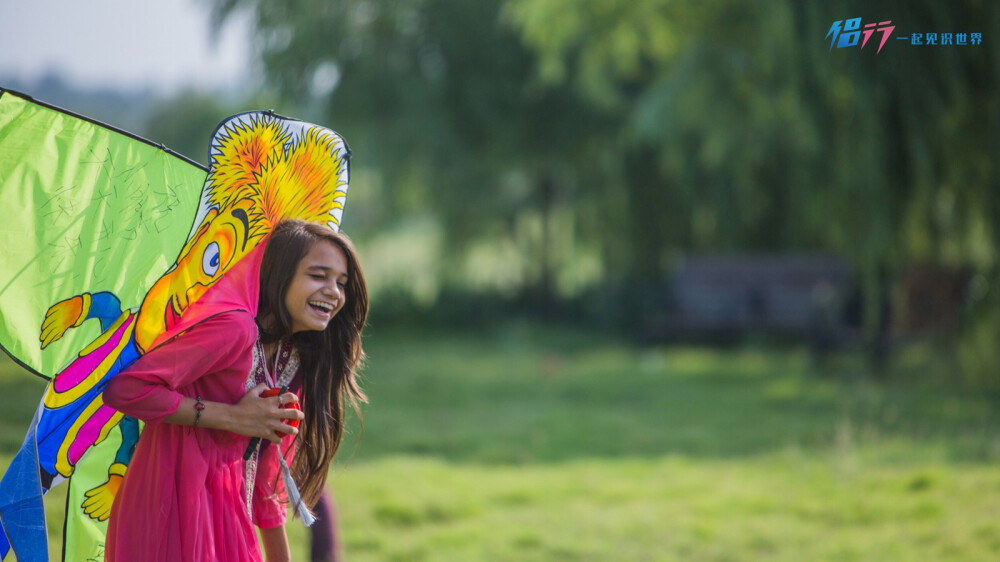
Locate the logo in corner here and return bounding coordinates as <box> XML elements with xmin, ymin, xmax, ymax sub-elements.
<box><xmin>826</xmin><ymin>17</ymin><xmax>895</xmax><ymax>54</ymax></box>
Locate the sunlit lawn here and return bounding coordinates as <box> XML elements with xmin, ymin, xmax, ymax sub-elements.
<box><xmin>2</xmin><ymin>323</ymin><xmax>1000</xmax><ymax>560</ymax></box>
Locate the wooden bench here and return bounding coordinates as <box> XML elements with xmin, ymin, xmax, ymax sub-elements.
<box><xmin>642</xmin><ymin>255</ymin><xmax>855</xmax><ymax>343</ymax></box>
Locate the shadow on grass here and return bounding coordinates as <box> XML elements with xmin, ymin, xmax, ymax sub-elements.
<box><xmin>340</xmin><ymin>322</ymin><xmax>1000</xmax><ymax>466</ymax></box>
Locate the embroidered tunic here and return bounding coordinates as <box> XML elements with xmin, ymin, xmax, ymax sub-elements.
<box><xmin>103</xmin><ymin>311</ymin><xmax>299</xmax><ymax>562</ymax></box>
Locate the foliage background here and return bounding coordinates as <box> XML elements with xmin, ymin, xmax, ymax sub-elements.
<box><xmin>186</xmin><ymin>0</ymin><xmax>997</xmax><ymax>379</ymax></box>
<box><xmin>1</xmin><ymin>0</ymin><xmax>998</xmax><ymax>560</ymax></box>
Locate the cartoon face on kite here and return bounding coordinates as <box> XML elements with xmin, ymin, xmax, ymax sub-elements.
<box><xmin>0</xmin><ymin>92</ymin><xmax>352</xmax><ymax>562</ymax></box>
<box><xmin>134</xmin><ymin>200</ymin><xmax>255</xmax><ymax>350</ymax></box>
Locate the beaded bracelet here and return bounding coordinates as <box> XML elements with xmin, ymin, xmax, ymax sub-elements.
<box><xmin>193</xmin><ymin>395</ymin><xmax>205</xmax><ymax>426</ymax></box>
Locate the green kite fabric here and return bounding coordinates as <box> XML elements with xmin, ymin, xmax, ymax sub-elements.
<box><xmin>0</xmin><ymin>89</ymin><xmax>352</xmax><ymax>561</ymax></box>
<box><xmin>0</xmin><ymin>91</ymin><xmax>205</xmax><ymax>377</ymax></box>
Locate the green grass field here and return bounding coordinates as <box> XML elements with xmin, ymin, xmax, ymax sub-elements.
<box><xmin>3</xmin><ymin>323</ymin><xmax>1000</xmax><ymax>560</ymax></box>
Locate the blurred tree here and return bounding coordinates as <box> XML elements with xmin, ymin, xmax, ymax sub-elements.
<box><xmin>507</xmin><ymin>0</ymin><xmax>998</xmax><ymax>342</ymax></box>
<box><xmin>206</xmin><ymin>0</ymin><xmax>615</xmax><ymax>313</ymax></box>
<box><xmin>204</xmin><ymin>0</ymin><xmax>998</xmax><ymax>352</ymax></box>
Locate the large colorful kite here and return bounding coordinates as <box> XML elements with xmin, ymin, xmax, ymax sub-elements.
<box><xmin>0</xmin><ymin>89</ymin><xmax>352</xmax><ymax>561</ymax></box>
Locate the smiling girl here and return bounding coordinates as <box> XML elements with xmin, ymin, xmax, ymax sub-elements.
<box><xmin>103</xmin><ymin>219</ymin><xmax>368</xmax><ymax>562</ymax></box>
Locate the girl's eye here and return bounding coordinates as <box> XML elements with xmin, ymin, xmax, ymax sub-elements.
<box><xmin>202</xmin><ymin>242</ymin><xmax>221</xmax><ymax>277</ymax></box>
<box><xmin>310</xmin><ymin>274</ymin><xmax>325</xmax><ymax>280</ymax></box>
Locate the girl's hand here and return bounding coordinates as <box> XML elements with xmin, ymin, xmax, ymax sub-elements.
<box><xmin>229</xmin><ymin>383</ymin><xmax>305</xmax><ymax>443</ymax></box>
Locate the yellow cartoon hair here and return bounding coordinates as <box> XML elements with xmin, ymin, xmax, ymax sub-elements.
<box><xmin>204</xmin><ymin>115</ymin><xmax>348</xmax><ymax>241</ymax></box>
<box><xmin>206</xmin><ymin>114</ymin><xmax>290</xmax><ymax>208</ymax></box>
<box><xmin>252</xmin><ymin>127</ymin><xmax>348</xmax><ymax>237</ymax></box>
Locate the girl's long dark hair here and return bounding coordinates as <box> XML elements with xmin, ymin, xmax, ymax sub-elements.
<box><xmin>257</xmin><ymin>219</ymin><xmax>368</xmax><ymax>507</ymax></box>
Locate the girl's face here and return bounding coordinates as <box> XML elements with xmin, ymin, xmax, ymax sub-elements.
<box><xmin>285</xmin><ymin>240</ymin><xmax>349</xmax><ymax>333</ymax></box>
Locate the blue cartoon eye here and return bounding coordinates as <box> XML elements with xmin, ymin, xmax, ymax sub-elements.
<box><xmin>202</xmin><ymin>242</ymin><xmax>221</xmax><ymax>277</ymax></box>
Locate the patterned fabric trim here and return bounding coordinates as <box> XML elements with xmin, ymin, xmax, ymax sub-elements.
<box><xmin>243</xmin><ymin>337</ymin><xmax>299</xmax><ymax>517</ymax></box>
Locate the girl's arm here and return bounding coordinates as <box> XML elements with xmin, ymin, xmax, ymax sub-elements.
<box><xmin>163</xmin><ymin>385</ymin><xmax>302</xmax><ymax>443</ymax></box>
<box><xmin>259</xmin><ymin>525</ymin><xmax>291</xmax><ymax>562</ymax></box>
<box><xmin>104</xmin><ymin>312</ymin><xmax>302</xmax><ymax>441</ymax></box>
